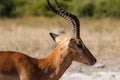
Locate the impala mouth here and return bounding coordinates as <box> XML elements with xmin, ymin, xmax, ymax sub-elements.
<box><xmin>86</xmin><ymin>58</ymin><xmax>97</xmax><ymax>66</ymax></box>
<box><xmin>86</xmin><ymin>62</ymin><xmax>94</xmax><ymax>66</ymax></box>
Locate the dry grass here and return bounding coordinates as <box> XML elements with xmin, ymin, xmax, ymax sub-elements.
<box><xmin>0</xmin><ymin>17</ymin><xmax>120</xmax><ymax>73</ymax></box>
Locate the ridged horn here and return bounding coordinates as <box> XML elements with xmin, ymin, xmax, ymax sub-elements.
<box><xmin>47</xmin><ymin>0</ymin><xmax>80</xmax><ymax>39</ymax></box>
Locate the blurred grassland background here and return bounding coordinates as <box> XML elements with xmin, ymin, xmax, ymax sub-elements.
<box><xmin>0</xmin><ymin>0</ymin><xmax>120</xmax><ymax>79</ymax></box>
<box><xmin>0</xmin><ymin>0</ymin><xmax>120</xmax><ymax>18</ymax></box>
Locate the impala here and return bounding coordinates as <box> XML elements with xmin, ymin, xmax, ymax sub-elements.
<box><xmin>0</xmin><ymin>0</ymin><xmax>96</xmax><ymax>80</ymax></box>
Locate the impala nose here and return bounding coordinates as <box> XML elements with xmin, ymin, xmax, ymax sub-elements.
<box><xmin>92</xmin><ymin>58</ymin><xmax>97</xmax><ymax>64</ymax></box>
<box><xmin>88</xmin><ymin>58</ymin><xmax>97</xmax><ymax>66</ymax></box>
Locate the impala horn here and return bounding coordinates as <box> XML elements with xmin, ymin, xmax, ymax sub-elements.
<box><xmin>47</xmin><ymin>0</ymin><xmax>80</xmax><ymax>39</ymax></box>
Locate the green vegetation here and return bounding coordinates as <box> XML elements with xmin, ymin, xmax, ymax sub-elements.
<box><xmin>0</xmin><ymin>0</ymin><xmax>120</xmax><ymax>18</ymax></box>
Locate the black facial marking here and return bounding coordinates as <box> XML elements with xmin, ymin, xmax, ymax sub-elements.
<box><xmin>77</xmin><ymin>44</ymin><xmax>83</xmax><ymax>49</ymax></box>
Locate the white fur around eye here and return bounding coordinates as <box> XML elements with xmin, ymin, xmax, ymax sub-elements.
<box><xmin>65</xmin><ymin>41</ymin><xmax>69</xmax><ymax>47</ymax></box>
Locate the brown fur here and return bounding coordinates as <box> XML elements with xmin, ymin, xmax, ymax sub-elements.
<box><xmin>0</xmin><ymin>36</ymin><xmax>96</xmax><ymax>80</ymax></box>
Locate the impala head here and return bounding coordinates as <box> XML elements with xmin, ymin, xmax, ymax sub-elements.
<box><xmin>47</xmin><ymin>0</ymin><xmax>96</xmax><ymax>66</ymax></box>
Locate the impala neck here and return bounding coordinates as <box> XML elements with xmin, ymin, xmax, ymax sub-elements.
<box><xmin>39</xmin><ymin>44</ymin><xmax>73</xmax><ymax>80</ymax></box>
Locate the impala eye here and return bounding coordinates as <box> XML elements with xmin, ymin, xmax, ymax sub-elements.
<box><xmin>77</xmin><ymin>44</ymin><xmax>83</xmax><ymax>49</ymax></box>
<box><xmin>69</xmin><ymin>39</ymin><xmax>75</xmax><ymax>43</ymax></box>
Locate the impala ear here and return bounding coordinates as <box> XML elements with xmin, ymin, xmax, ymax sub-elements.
<box><xmin>50</xmin><ymin>32</ymin><xmax>59</xmax><ymax>43</ymax></box>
